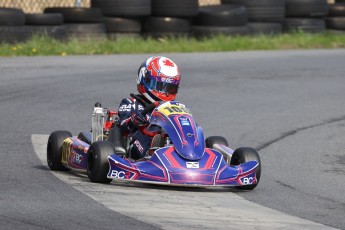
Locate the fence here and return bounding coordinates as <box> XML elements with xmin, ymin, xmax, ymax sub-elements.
<box><xmin>0</xmin><ymin>0</ymin><xmax>221</xmax><ymax>13</ymax></box>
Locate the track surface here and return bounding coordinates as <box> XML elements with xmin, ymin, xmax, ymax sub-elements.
<box><xmin>1</xmin><ymin>50</ymin><xmax>345</xmax><ymax>229</ymax></box>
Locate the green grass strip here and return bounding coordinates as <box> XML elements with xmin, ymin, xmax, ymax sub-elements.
<box><xmin>1</xmin><ymin>32</ymin><xmax>345</xmax><ymax>57</ymax></box>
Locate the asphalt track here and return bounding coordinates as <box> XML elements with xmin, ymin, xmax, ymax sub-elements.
<box><xmin>1</xmin><ymin>50</ymin><xmax>345</xmax><ymax>229</ymax></box>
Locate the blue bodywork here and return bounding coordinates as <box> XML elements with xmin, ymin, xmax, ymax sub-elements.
<box><xmin>107</xmin><ymin>102</ymin><xmax>259</xmax><ymax>186</ymax></box>
<box><xmin>61</xmin><ymin>101</ymin><xmax>259</xmax><ymax>187</ymax></box>
<box><xmin>108</xmin><ymin>146</ymin><xmax>258</xmax><ymax>186</ymax></box>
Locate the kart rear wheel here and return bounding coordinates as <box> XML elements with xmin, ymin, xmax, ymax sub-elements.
<box><xmin>87</xmin><ymin>141</ymin><xmax>114</xmax><ymax>183</ymax></box>
<box><xmin>205</xmin><ymin>136</ymin><xmax>228</xmax><ymax>148</ymax></box>
<box><xmin>230</xmin><ymin>147</ymin><xmax>261</xmax><ymax>190</ymax></box>
<box><xmin>47</xmin><ymin>130</ymin><xmax>72</xmax><ymax>171</ymax></box>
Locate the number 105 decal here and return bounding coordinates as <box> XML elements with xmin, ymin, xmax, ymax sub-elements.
<box><xmin>158</xmin><ymin>103</ymin><xmax>191</xmax><ymax>116</ymax></box>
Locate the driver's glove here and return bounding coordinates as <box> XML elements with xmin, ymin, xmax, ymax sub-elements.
<box><xmin>130</xmin><ymin>112</ymin><xmax>148</xmax><ymax>127</ymax></box>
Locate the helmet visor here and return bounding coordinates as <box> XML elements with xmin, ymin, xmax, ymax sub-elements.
<box><xmin>145</xmin><ymin>77</ymin><xmax>179</xmax><ymax>95</ymax></box>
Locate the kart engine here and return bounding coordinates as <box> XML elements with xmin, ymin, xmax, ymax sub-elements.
<box><xmin>91</xmin><ymin>102</ymin><xmax>107</xmax><ymax>143</ymax></box>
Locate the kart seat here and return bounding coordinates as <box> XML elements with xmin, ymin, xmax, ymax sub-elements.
<box><xmin>78</xmin><ymin>131</ymin><xmax>92</xmax><ymax>145</ymax></box>
<box><xmin>108</xmin><ymin>127</ymin><xmax>127</xmax><ymax>157</ymax></box>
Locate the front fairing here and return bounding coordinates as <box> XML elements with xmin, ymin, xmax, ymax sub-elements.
<box><xmin>149</xmin><ymin>101</ymin><xmax>205</xmax><ymax>160</ymax></box>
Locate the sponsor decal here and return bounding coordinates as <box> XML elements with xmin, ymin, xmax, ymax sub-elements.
<box><xmin>165</xmin><ymin>78</ymin><xmax>173</xmax><ymax>83</ymax></box>
<box><xmin>241</xmin><ymin>177</ymin><xmax>255</xmax><ymax>185</ymax></box>
<box><xmin>181</xmin><ymin>120</ymin><xmax>190</xmax><ymax>126</ymax></box>
<box><xmin>179</xmin><ymin>117</ymin><xmax>190</xmax><ymax>126</ymax></box>
<box><xmin>186</xmin><ymin>162</ymin><xmax>199</xmax><ymax>169</ymax></box>
<box><xmin>137</xmin><ymin>104</ymin><xmax>144</xmax><ymax>111</ymax></box>
<box><xmin>119</xmin><ymin>104</ymin><xmax>132</xmax><ymax>112</ymax></box>
<box><xmin>159</xmin><ymin>103</ymin><xmax>191</xmax><ymax>116</ymax></box>
<box><xmin>133</xmin><ymin>140</ymin><xmax>144</xmax><ymax>153</ymax></box>
<box><xmin>70</xmin><ymin>151</ymin><xmax>83</xmax><ymax>165</ymax></box>
<box><xmin>75</xmin><ymin>153</ymin><xmax>83</xmax><ymax>164</ymax></box>
<box><xmin>110</xmin><ymin>170</ymin><xmax>131</xmax><ymax>179</ymax></box>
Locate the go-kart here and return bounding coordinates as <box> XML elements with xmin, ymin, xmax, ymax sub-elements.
<box><xmin>47</xmin><ymin>101</ymin><xmax>261</xmax><ymax>190</ymax></box>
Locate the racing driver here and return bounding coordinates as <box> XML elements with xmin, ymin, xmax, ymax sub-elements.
<box><xmin>118</xmin><ymin>56</ymin><xmax>181</xmax><ymax>160</ymax></box>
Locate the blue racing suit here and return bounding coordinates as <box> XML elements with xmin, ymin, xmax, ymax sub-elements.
<box><xmin>118</xmin><ymin>95</ymin><xmax>153</xmax><ymax>160</ymax></box>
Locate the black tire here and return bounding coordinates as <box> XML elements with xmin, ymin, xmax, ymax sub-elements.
<box><xmin>222</xmin><ymin>0</ymin><xmax>285</xmax><ymax>23</ymax></box>
<box><xmin>152</xmin><ymin>0</ymin><xmax>199</xmax><ymax>17</ymax></box>
<box><xmin>221</xmin><ymin>0</ymin><xmax>242</xmax><ymax>3</ymax></box>
<box><xmin>47</xmin><ymin>130</ymin><xmax>72</xmax><ymax>171</ymax></box>
<box><xmin>230</xmin><ymin>147</ymin><xmax>261</xmax><ymax>190</ymax></box>
<box><xmin>25</xmin><ymin>13</ymin><xmax>64</xmax><ymax>25</ymax></box>
<box><xmin>91</xmin><ymin>0</ymin><xmax>151</xmax><ymax>17</ymax></box>
<box><xmin>29</xmin><ymin>25</ymin><xmax>66</xmax><ymax>41</ymax></box>
<box><xmin>64</xmin><ymin>23</ymin><xmax>106</xmax><ymax>33</ymax></box>
<box><xmin>248</xmin><ymin>22</ymin><xmax>282</xmax><ymax>35</ymax></box>
<box><xmin>104</xmin><ymin>17</ymin><xmax>141</xmax><ymax>33</ymax></box>
<box><xmin>0</xmin><ymin>8</ymin><xmax>25</xmax><ymax>26</ymax></box>
<box><xmin>44</xmin><ymin>7</ymin><xmax>103</xmax><ymax>23</ymax></box>
<box><xmin>64</xmin><ymin>23</ymin><xmax>107</xmax><ymax>40</ymax></box>
<box><xmin>107</xmin><ymin>33</ymin><xmax>141</xmax><ymax>40</ymax></box>
<box><xmin>0</xmin><ymin>26</ymin><xmax>33</xmax><ymax>43</ymax></box>
<box><xmin>283</xmin><ymin>18</ymin><xmax>326</xmax><ymax>33</ymax></box>
<box><xmin>151</xmin><ymin>134</ymin><xmax>165</xmax><ymax>148</ymax></box>
<box><xmin>246</xmin><ymin>0</ymin><xmax>285</xmax><ymax>23</ymax></box>
<box><xmin>326</xmin><ymin>17</ymin><xmax>345</xmax><ymax>30</ymax></box>
<box><xmin>143</xmin><ymin>17</ymin><xmax>191</xmax><ymax>37</ymax></box>
<box><xmin>328</xmin><ymin>3</ymin><xmax>345</xmax><ymax>17</ymax></box>
<box><xmin>285</xmin><ymin>0</ymin><xmax>329</xmax><ymax>18</ymax></box>
<box><xmin>192</xmin><ymin>25</ymin><xmax>249</xmax><ymax>37</ymax></box>
<box><xmin>205</xmin><ymin>136</ymin><xmax>228</xmax><ymax>148</ymax></box>
<box><xmin>327</xmin><ymin>29</ymin><xmax>345</xmax><ymax>33</ymax></box>
<box><xmin>0</xmin><ymin>25</ymin><xmax>66</xmax><ymax>43</ymax></box>
<box><xmin>194</xmin><ymin>5</ymin><xmax>247</xmax><ymax>27</ymax></box>
<box><xmin>87</xmin><ymin>141</ymin><xmax>114</xmax><ymax>183</ymax></box>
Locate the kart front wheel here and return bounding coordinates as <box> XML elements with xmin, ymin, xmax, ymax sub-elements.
<box><xmin>87</xmin><ymin>141</ymin><xmax>114</xmax><ymax>183</ymax></box>
<box><xmin>205</xmin><ymin>136</ymin><xmax>228</xmax><ymax>148</ymax></box>
<box><xmin>47</xmin><ymin>130</ymin><xmax>72</xmax><ymax>171</ymax></box>
<box><xmin>230</xmin><ymin>147</ymin><xmax>261</xmax><ymax>190</ymax></box>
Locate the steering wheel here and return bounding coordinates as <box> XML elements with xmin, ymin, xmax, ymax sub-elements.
<box><xmin>139</xmin><ymin>101</ymin><xmax>160</xmax><ymax>137</ymax></box>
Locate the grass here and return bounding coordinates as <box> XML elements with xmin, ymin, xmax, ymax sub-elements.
<box><xmin>1</xmin><ymin>32</ymin><xmax>345</xmax><ymax>57</ymax></box>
